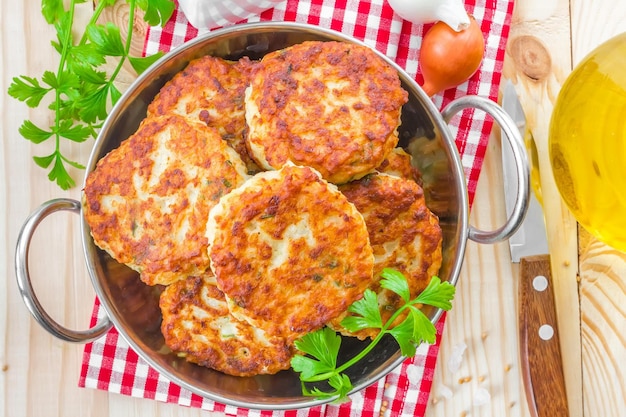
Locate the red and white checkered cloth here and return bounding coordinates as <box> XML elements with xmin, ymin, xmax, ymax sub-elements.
<box><xmin>79</xmin><ymin>0</ymin><xmax>514</xmax><ymax>415</ymax></box>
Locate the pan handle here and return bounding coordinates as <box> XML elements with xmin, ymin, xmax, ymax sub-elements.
<box><xmin>15</xmin><ymin>198</ymin><xmax>113</xmax><ymax>343</ymax></box>
<box><xmin>441</xmin><ymin>95</ymin><xmax>530</xmax><ymax>244</ymax></box>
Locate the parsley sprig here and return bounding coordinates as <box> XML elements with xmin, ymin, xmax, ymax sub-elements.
<box><xmin>291</xmin><ymin>268</ymin><xmax>455</xmax><ymax>401</ymax></box>
<box><xmin>8</xmin><ymin>0</ymin><xmax>174</xmax><ymax>190</ymax></box>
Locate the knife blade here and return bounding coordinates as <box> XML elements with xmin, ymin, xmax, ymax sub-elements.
<box><xmin>501</xmin><ymin>81</ymin><xmax>548</xmax><ymax>262</ymax></box>
<box><xmin>501</xmin><ymin>81</ymin><xmax>569</xmax><ymax>417</ymax></box>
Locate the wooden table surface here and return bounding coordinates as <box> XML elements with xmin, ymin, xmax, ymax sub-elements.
<box><xmin>1</xmin><ymin>1</ymin><xmax>625</xmax><ymax>416</ymax></box>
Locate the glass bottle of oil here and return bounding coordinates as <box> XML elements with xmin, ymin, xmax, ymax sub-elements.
<box><xmin>549</xmin><ymin>32</ymin><xmax>626</xmax><ymax>251</ymax></box>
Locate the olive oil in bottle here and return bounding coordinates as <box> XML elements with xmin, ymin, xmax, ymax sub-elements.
<box><xmin>549</xmin><ymin>32</ymin><xmax>626</xmax><ymax>251</ymax></box>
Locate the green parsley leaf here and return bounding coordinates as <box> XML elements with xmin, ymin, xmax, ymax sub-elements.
<box><xmin>78</xmin><ymin>84</ymin><xmax>112</xmax><ymax>123</ymax></box>
<box><xmin>51</xmin><ymin>39</ymin><xmax>63</xmax><ymax>54</ymax></box>
<box><xmin>19</xmin><ymin>121</ymin><xmax>53</xmax><ymax>144</ymax></box>
<box><xmin>41</xmin><ymin>70</ymin><xmax>60</xmax><ymax>89</ymax></box>
<box><xmin>341</xmin><ymin>289</ymin><xmax>383</xmax><ymax>332</ymax></box>
<box><xmin>55</xmin><ymin>119</ymin><xmax>92</xmax><ymax>142</ymax></box>
<box><xmin>292</xmin><ymin>327</ymin><xmax>341</xmax><ymax>380</ymax></box>
<box><xmin>64</xmin><ymin>157</ymin><xmax>86</xmax><ymax>170</ymax></box>
<box><xmin>303</xmin><ymin>385</ymin><xmax>336</xmax><ymax>399</ymax></box>
<box><xmin>301</xmin><ymin>372</ymin><xmax>353</xmax><ymax>401</ymax></box>
<box><xmin>53</xmin><ymin>12</ymin><xmax>73</xmax><ymax>50</ymax></box>
<box><xmin>33</xmin><ymin>153</ymin><xmax>56</xmax><ymax>169</ymax></box>
<box><xmin>110</xmin><ymin>83</ymin><xmax>122</xmax><ymax>105</ymax></box>
<box><xmin>388</xmin><ymin>313</ymin><xmax>417</xmax><ymax>357</ymax></box>
<box><xmin>71</xmin><ymin>64</ymin><xmax>108</xmax><ymax>85</ymax></box>
<box><xmin>54</xmin><ymin>95</ymin><xmax>83</xmax><ymax>123</ymax></box>
<box><xmin>409</xmin><ymin>305</ymin><xmax>438</xmax><ymax>345</ymax></box>
<box><xmin>327</xmin><ymin>373</ymin><xmax>353</xmax><ymax>399</ymax></box>
<box><xmin>415</xmin><ymin>276</ymin><xmax>456</xmax><ymax>311</ymax></box>
<box><xmin>8</xmin><ymin>76</ymin><xmax>51</xmax><ymax>108</ymax></box>
<box><xmin>42</xmin><ymin>70</ymin><xmax>81</xmax><ymax>97</ymax></box>
<box><xmin>128</xmin><ymin>51</ymin><xmax>165</xmax><ymax>75</ymax></box>
<box><xmin>41</xmin><ymin>0</ymin><xmax>65</xmax><ymax>24</ymax></box>
<box><xmin>291</xmin><ymin>355</ymin><xmax>324</xmax><ymax>381</ymax></box>
<box><xmin>87</xmin><ymin>23</ymin><xmax>125</xmax><ymax>57</ymax></box>
<box><xmin>47</xmin><ymin>153</ymin><xmax>76</xmax><ymax>190</ymax></box>
<box><xmin>379</xmin><ymin>267</ymin><xmax>411</xmax><ymax>302</ymax></box>
<box><xmin>137</xmin><ymin>0</ymin><xmax>175</xmax><ymax>27</ymax></box>
<box><xmin>68</xmin><ymin>43</ymin><xmax>107</xmax><ymax>67</ymax></box>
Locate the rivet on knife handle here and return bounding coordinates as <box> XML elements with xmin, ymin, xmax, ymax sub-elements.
<box><xmin>519</xmin><ymin>254</ymin><xmax>569</xmax><ymax>417</ymax></box>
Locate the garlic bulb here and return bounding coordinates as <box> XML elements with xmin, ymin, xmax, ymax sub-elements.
<box><xmin>387</xmin><ymin>0</ymin><xmax>471</xmax><ymax>31</ymax></box>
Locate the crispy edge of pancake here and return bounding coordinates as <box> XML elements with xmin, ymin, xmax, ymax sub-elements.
<box><xmin>160</xmin><ymin>275</ymin><xmax>296</xmax><ymax>376</ymax></box>
<box><xmin>83</xmin><ymin>114</ymin><xmax>250</xmax><ymax>286</ymax></box>
<box><xmin>376</xmin><ymin>147</ymin><xmax>422</xmax><ymax>184</ymax></box>
<box><xmin>244</xmin><ymin>41</ymin><xmax>408</xmax><ymax>184</ymax></box>
<box><xmin>330</xmin><ymin>172</ymin><xmax>443</xmax><ymax>340</ymax></box>
<box><xmin>205</xmin><ymin>163</ymin><xmax>375</xmax><ymax>340</ymax></box>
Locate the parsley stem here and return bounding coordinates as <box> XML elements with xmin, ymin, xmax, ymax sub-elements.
<box><xmin>51</xmin><ymin>0</ymin><xmax>78</xmax><ymax>188</ymax></box>
<box><xmin>106</xmin><ymin>0</ymin><xmax>136</xmax><ymax>100</ymax></box>
<box><xmin>301</xmin><ymin>302</ymin><xmax>416</xmax><ymax>383</ymax></box>
<box><xmin>80</xmin><ymin>0</ymin><xmax>109</xmax><ymax>45</ymax></box>
<box><xmin>55</xmin><ymin>1</ymin><xmax>75</xmax><ymax>80</ymax></box>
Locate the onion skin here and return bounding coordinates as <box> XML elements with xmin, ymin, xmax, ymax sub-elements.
<box><xmin>419</xmin><ymin>15</ymin><xmax>485</xmax><ymax>97</ymax></box>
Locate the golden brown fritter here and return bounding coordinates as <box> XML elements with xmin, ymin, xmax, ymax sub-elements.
<box><xmin>245</xmin><ymin>41</ymin><xmax>408</xmax><ymax>184</ymax></box>
<box><xmin>147</xmin><ymin>55</ymin><xmax>260</xmax><ymax>173</ymax></box>
<box><xmin>205</xmin><ymin>164</ymin><xmax>375</xmax><ymax>341</ymax></box>
<box><xmin>330</xmin><ymin>173</ymin><xmax>443</xmax><ymax>340</ymax></box>
<box><xmin>83</xmin><ymin>114</ymin><xmax>250</xmax><ymax>286</ymax></box>
<box><xmin>376</xmin><ymin>147</ymin><xmax>422</xmax><ymax>184</ymax></box>
<box><xmin>160</xmin><ymin>275</ymin><xmax>296</xmax><ymax>376</ymax></box>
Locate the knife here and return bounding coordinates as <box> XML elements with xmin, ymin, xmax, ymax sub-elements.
<box><xmin>501</xmin><ymin>81</ymin><xmax>569</xmax><ymax>417</ymax></box>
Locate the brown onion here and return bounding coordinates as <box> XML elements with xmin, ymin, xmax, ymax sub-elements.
<box><xmin>419</xmin><ymin>15</ymin><xmax>485</xmax><ymax>97</ymax></box>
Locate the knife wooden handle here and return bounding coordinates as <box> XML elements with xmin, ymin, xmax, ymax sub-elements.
<box><xmin>519</xmin><ymin>254</ymin><xmax>569</xmax><ymax>417</ymax></box>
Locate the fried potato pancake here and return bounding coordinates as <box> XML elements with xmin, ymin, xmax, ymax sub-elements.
<box><xmin>206</xmin><ymin>164</ymin><xmax>375</xmax><ymax>341</ymax></box>
<box><xmin>376</xmin><ymin>147</ymin><xmax>422</xmax><ymax>183</ymax></box>
<box><xmin>330</xmin><ymin>173</ymin><xmax>443</xmax><ymax>339</ymax></box>
<box><xmin>147</xmin><ymin>55</ymin><xmax>260</xmax><ymax>173</ymax></box>
<box><xmin>245</xmin><ymin>41</ymin><xmax>408</xmax><ymax>184</ymax></box>
<box><xmin>83</xmin><ymin>114</ymin><xmax>250</xmax><ymax>286</ymax></box>
<box><xmin>160</xmin><ymin>275</ymin><xmax>295</xmax><ymax>376</ymax></box>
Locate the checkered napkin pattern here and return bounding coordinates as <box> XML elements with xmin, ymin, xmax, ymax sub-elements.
<box><xmin>80</xmin><ymin>0</ymin><xmax>514</xmax><ymax>415</ymax></box>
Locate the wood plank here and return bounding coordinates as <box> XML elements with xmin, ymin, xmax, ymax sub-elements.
<box><xmin>569</xmin><ymin>2</ymin><xmax>626</xmax><ymax>416</ymax></box>
<box><xmin>1</xmin><ymin>2</ymin><xmax>204</xmax><ymax>416</ymax></box>
<box><xmin>425</xmin><ymin>123</ymin><xmax>531</xmax><ymax>417</ymax></box>
<box><xmin>431</xmin><ymin>0</ymin><xmax>583</xmax><ymax>413</ymax></box>
<box><xmin>501</xmin><ymin>0</ymin><xmax>582</xmax><ymax>415</ymax></box>
<box><xmin>504</xmin><ymin>0</ymin><xmax>626</xmax><ymax>416</ymax></box>
<box><xmin>1</xmin><ymin>1</ymin><xmax>102</xmax><ymax>415</ymax></box>
<box><xmin>578</xmin><ymin>236</ymin><xmax>626</xmax><ymax>417</ymax></box>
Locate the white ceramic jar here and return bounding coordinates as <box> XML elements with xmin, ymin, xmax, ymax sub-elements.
<box><xmin>178</xmin><ymin>0</ymin><xmax>286</xmax><ymax>29</ymax></box>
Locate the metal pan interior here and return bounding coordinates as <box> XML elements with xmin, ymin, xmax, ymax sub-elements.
<box><xmin>81</xmin><ymin>22</ymin><xmax>469</xmax><ymax>410</ymax></box>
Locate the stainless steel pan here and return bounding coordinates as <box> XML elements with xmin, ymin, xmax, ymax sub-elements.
<box><xmin>16</xmin><ymin>21</ymin><xmax>529</xmax><ymax>410</ymax></box>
